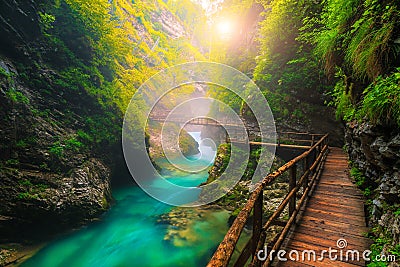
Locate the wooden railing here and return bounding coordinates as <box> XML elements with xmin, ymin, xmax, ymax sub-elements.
<box><xmin>207</xmin><ymin>134</ymin><xmax>329</xmax><ymax>267</ymax></box>
<box><xmin>276</xmin><ymin>132</ymin><xmax>325</xmax><ymax>147</ymax></box>
<box><xmin>230</xmin><ymin>132</ymin><xmax>326</xmax><ymax>150</ymax></box>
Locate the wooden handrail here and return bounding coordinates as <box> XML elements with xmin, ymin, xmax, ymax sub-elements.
<box><xmin>230</xmin><ymin>132</ymin><xmax>325</xmax><ymax>148</ymax></box>
<box><xmin>207</xmin><ymin>134</ymin><xmax>329</xmax><ymax>267</ymax></box>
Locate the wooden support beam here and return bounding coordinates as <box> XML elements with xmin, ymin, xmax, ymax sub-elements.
<box><xmin>289</xmin><ymin>164</ymin><xmax>297</xmax><ymax>217</ymax></box>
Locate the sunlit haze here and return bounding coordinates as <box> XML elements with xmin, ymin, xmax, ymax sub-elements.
<box><xmin>216</xmin><ymin>19</ymin><xmax>233</xmax><ymax>36</ymax></box>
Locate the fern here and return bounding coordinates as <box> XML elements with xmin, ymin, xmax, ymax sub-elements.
<box><xmin>360</xmin><ymin>70</ymin><xmax>400</xmax><ymax>126</ymax></box>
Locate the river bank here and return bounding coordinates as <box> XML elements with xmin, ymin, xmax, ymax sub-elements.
<box><xmin>12</xmin><ymin>132</ymin><xmax>234</xmax><ymax>267</ymax></box>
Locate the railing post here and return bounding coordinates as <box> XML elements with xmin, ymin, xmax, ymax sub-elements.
<box><xmin>289</xmin><ymin>164</ymin><xmax>297</xmax><ymax>216</ymax></box>
<box><xmin>303</xmin><ymin>154</ymin><xmax>310</xmax><ymax>188</ymax></box>
<box><xmin>252</xmin><ymin>192</ymin><xmax>263</xmax><ymax>258</ymax></box>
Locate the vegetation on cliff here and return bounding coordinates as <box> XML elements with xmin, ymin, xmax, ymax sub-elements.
<box><xmin>0</xmin><ymin>0</ymin><xmax>204</xmax><ymax>251</ymax></box>
<box><xmin>310</xmin><ymin>0</ymin><xmax>400</xmax><ymax>128</ymax></box>
<box><xmin>310</xmin><ymin>0</ymin><xmax>400</xmax><ymax>262</ymax></box>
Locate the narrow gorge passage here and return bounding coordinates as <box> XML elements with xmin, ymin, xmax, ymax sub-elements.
<box><xmin>21</xmin><ymin>133</ymin><xmax>231</xmax><ymax>267</ymax></box>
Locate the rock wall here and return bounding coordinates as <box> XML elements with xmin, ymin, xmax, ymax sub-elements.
<box><xmin>0</xmin><ymin>56</ymin><xmax>113</xmax><ymax>242</ymax></box>
<box><xmin>345</xmin><ymin>121</ymin><xmax>400</xmax><ymax>252</ymax></box>
<box><xmin>0</xmin><ymin>0</ymin><xmax>115</xmax><ymax>241</ymax></box>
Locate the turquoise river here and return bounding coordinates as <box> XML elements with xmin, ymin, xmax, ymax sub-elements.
<box><xmin>21</xmin><ymin>132</ymin><xmax>235</xmax><ymax>267</ymax></box>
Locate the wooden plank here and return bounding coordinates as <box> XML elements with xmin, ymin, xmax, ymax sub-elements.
<box><xmin>315</xmin><ymin>183</ymin><xmax>364</xmax><ymax>193</ymax></box>
<box><xmin>311</xmin><ymin>190</ymin><xmax>364</xmax><ymax>200</ymax></box>
<box><xmin>288</xmin><ymin>232</ymin><xmax>370</xmax><ymax>251</ymax></box>
<box><xmin>301</xmin><ymin>207</ymin><xmax>367</xmax><ymax>224</ymax></box>
<box><xmin>317</xmin><ymin>179</ymin><xmax>357</xmax><ymax>186</ymax></box>
<box><xmin>300</xmin><ymin>204</ymin><xmax>366</xmax><ymax>218</ymax></box>
<box><xmin>303</xmin><ymin>213</ymin><xmax>366</xmax><ymax>229</ymax></box>
<box><xmin>307</xmin><ymin>198</ymin><xmax>364</xmax><ymax>210</ymax></box>
<box><xmin>310</xmin><ymin>188</ymin><xmax>364</xmax><ymax>199</ymax></box>
<box><xmin>309</xmin><ymin>194</ymin><xmax>365</xmax><ymax>207</ymax></box>
<box><xmin>292</xmin><ymin>226</ymin><xmax>372</xmax><ymax>247</ymax></box>
<box><xmin>293</xmin><ymin>218</ymin><xmax>369</xmax><ymax>237</ymax></box>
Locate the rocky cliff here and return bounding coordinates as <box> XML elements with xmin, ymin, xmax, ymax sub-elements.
<box><xmin>345</xmin><ymin>121</ymin><xmax>400</xmax><ymax>256</ymax></box>
<box><xmin>0</xmin><ymin>0</ymin><xmax>200</xmax><ymax>247</ymax></box>
<box><xmin>0</xmin><ymin>53</ymin><xmax>114</xmax><ymax>242</ymax></box>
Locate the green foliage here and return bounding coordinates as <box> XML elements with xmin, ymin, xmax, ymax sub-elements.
<box><xmin>6</xmin><ymin>88</ymin><xmax>29</xmax><ymax>104</ymax></box>
<box><xmin>17</xmin><ymin>180</ymin><xmax>48</xmax><ymax>201</ymax></box>
<box><xmin>49</xmin><ymin>136</ymin><xmax>85</xmax><ymax>157</ymax></box>
<box><xmin>344</xmin><ymin>1</ymin><xmax>399</xmax><ymax>80</ymax></box>
<box><xmin>166</xmin><ymin>0</ymin><xmax>206</xmax><ymax>31</ymax></box>
<box><xmin>0</xmin><ymin>66</ymin><xmax>11</xmax><ymax>79</ymax></box>
<box><xmin>49</xmin><ymin>141</ymin><xmax>64</xmax><ymax>157</ymax></box>
<box><xmin>39</xmin><ymin>162</ymin><xmax>49</xmax><ymax>171</ymax></box>
<box><xmin>292</xmin><ymin>109</ymin><xmax>305</xmax><ymax>120</ymax></box>
<box><xmin>18</xmin><ymin>192</ymin><xmax>38</xmax><ymax>200</ymax></box>
<box><xmin>359</xmin><ymin>70</ymin><xmax>400</xmax><ymax>126</ymax></box>
<box><xmin>65</xmin><ymin>137</ymin><xmax>83</xmax><ymax>151</ymax></box>
<box><xmin>5</xmin><ymin>159</ymin><xmax>19</xmax><ymax>166</ymax></box>
<box><xmin>327</xmin><ymin>78</ymin><xmax>357</xmax><ymax>121</ymax></box>
<box><xmin>77</xmin><ymin>130</ymin><xmax>93</xmax><ymax>143</ymax></box>
<box><xmin>311</xmin><ymin>0</ymin><xmax>360</xmax><ymax>76</ymax></box>
<box><xmin>350</xmin><ymin>167</ymin><xmax>372</xmax><ymax>196</ymax></box>
<box><xmin>178</xmin><ymin>131</ymin><xmax>199</xmax><ymax>157</ymax></box>
<box><xmin>329</xmin><ymin>69</ymin><xmax>400</xmax><ymax>126</ymax></box>
<box><xmin>33</xmin><ymin>0</ymin><xmax>206</xmax><ymax>154</ymax></box>
<box><xmin>390</xmin><ymin>244</ymin><xmax>400</xmax><ymax>258</ymax></box>
<box><xmin>367</xmin><ymin>234</ymin><xmax>394</xmax><ymax>266</ymax></box>
<box><xmin>38</xmin><ymin>12</ymin><xmax>55</xmax><ymax>34</ymax></box>
<box><xmin>250</xmin><ymin>0</ymin><xmax>331</xmax><ymax>124</ymax></box>
<box><xmin>19</xmin><ymin>179</ymin><xmax>33</xmax><ymax>187</ymax></box>
<box><xmin>16</xmin><ymin>140</ymin><xmax>28</xmax><ymax>148</ymax></box>
<box><xmin>394</xmin><ymin>208</ymin><xmax>400</xmax><ymax>217</ymax></box>
<box><xmin>206</xmin><ymin>143</ymin><xmax>231</xmax><ymax>184</ymax></box>
<box><xmin>313</xmin><ymin>0</ymin><xmax>400</xmax><ymax>126</ymax></box>
<box><xmin>84</xmin><ymin>114</ymin><xmax>121</xmax><ymax>146</ymax></box>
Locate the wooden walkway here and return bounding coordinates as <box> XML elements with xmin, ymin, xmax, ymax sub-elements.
<box><xmin>279</xmin><ymin>147</ymin><xmax>371</xmax><ymax>267</ymax></box>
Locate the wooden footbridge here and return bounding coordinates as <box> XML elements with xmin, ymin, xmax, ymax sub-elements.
<box><xmin>206</xmin><ymin>134</ymin><xmax>371</xmax><ymax>267</ymax></box>
<box><xmin>149</xmin><ymin>114</ymin><xmax>243</xmax><ymax>128</ymax></box>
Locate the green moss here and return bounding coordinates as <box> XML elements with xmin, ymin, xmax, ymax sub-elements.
<box><xmin>5</xmin><ymin>159</ymin><xmax>19</xmax><ymax>166</ymax></box>
<box><xmin>49</xmin><ymin>141</ymin><xmax>64</xmax><ymax>157</ymax></box>
<box><xmin>101</xmin><ymin>195</ymin><xmax>109</xmax><ymax>209</ymax></box>
<box><xmin>19</xmin><ymin>179</ymin><xmax>33</xmax><ymax>187</ymax></box>
<box><xmin>6</xmin><ymin>88</ymin><xmax>29</xmax><ymax>104</ymax></box>
<box><xmin>65</xmin><ymin>137</ymin><xmax>83</xmax><ymax>151</ymax></box>
<box><xmin>17</xmin><ymin>192</ymin><xmax>38</xmax><ymax>200</ymax></box>
<box><xmin>77</xmin><ymin>130</ymin><xmax>93</xmax><ymax>143</ymax></box>
<box><xmin>0</xmin><ymin>66</ymin><xmax>11</xmax><ymax>79</ymax></box>
<box><xmin>16</xmin><ymin>140</ymin><xmax>28</xmax><ymax>148</ymax></box>
<box><xmin>17</xmin><ymin>179</ymin><xmax>49</xmax><ymax>201</ymax></box>
<box><xmin>350</xmin><ymin>166</ymin><xmax>374</xmax><ymax>197</ymax></box>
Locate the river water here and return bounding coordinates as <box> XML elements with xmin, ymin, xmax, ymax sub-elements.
<box><xmin>21</xmin><ymin>132</ymin><xmax>232</xmax><ymax>267</ymax></box>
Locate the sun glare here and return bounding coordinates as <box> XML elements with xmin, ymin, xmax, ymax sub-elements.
<box><xmin>216</xmin><ymin>20</ymin><xmax>233</xmax><ymax>36</ymax></box>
